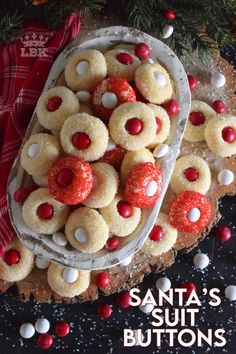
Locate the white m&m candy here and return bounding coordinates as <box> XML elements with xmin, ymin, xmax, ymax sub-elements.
<box><xmin>153</xmin><ymin>144</ymin><xmax>169</xmax><ymax>158</ymax></box>
<box><xmin>28</xmin><ymin>143</ymin><xmax>39</xmax><ymax>158</ymax></box>
<box><xmin>20</xmin><ymin>323</ymin><xmax>35</xmax><ymax>339</ymax></box>
<box><xmin>187</xmin><ymin>207</ymin><xmax>201</xmax><ymax>222</ymax></box>
<box><xmin>63</xmin><ymin>267</ymin><xmax>78</xmax><ymax>283</ymax></box>
<box><xmin>146</xmin><ymin>180</ymin><xmax>158</xmax><ymax>197</ymax></box>
<box><xmin>218</xmin><ymin>169</ymin><xmax>234</xmax><ymax>186</ymax></box>
<box><xmin>76</xmin><ymin>61</ymin><xmax>90</xmax><ymax>75</ymax></box>
<box><xmin>120</xmin><ymin>255</ymin><xmax>133</xmax><ymax>266</ymax></box>
<box><xmin>155</xmin><ymin>73</ymin><xmax>166</xmax><ymax>87</ymax></box>
<box><xmin>156</xmin><ymin>277</ymin><xmax>171</xmax><ymax>292</ymax></box>
<box><xmin>76</xmin><ymin>91</ymin><xmax>91</xmax><ymax>103</ymax></box>
<box><xmin>35</xmin><ymin>256</ymin><xmax>50</xmax><ymax>270</ymax></box>
<box><xmin>35</xmin><ymin>318</ymin><xmax>50</xmax><ymax>334</ymax></box>
<box><xmin>211</xmin><ymin>72</ymin><xmax>226</xmax><ymax>88</ymax></box>
<box><xmin>162</xmin><ymin>25</ymin><xmax>174</xmax><ymax>39</ymax></box>
<box><xmin>52</xmin><ymin>232</ymin><xmax>68</xmax><ymax>246</ymax></box>
<box><xmin>193</xmin><ymin>253</ymin><xmax>209</xmax><ymax>270</ymax></box>
<box><xmin>225</xmin><ymin>285</ymin><xmax>236</xmax><ymax>301</ymax></box>
<box><xmin>139</xmin><ymin>303</ymin><xmax>154</xmax><ymax>314</ymax></box>
<box><xmin>101</xmin><ymin>92</ymin><xmax>118</xmax><ymax>109</ymax></box>
<box><xmin>75</xmin><ymin>227</ymin><xmax>87</xmax><ymax>243</ymax></box>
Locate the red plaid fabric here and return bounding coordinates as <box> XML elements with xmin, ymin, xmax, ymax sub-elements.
<box><xmin>0</xmin><ymin>14</ymin><xmax>80</xmax><ymax>255</ymax></box>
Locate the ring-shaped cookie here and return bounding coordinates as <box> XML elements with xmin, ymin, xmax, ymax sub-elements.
<box><xmin>141</xmin><ymin>212</ymin><xmax>177</xmax><ymax>257</ymax></box>
<box><xmin>184</xmin><ymin>100</ymin><xmax>216</xmax><ymax>142</ymax></box>
<box><xmin>60</xmin><ymin>113</ymin><xmax>109</xmax><ymax>162</ymax></box>
<box><xmin>83</xmin><ymin>162</ymin><xmax>119</xmax><ymax>208</ymax></box>
<box><xmin>108</xmin><ymin>102</ymin><xmax>156</xmax><ymax>150</ymax></box>
<box><xmin>205</xmin><ymin>114</ymin><xmax>236</xmax><ymax>157</ymax></box>
<box><xmin>36</xmin><ymin>86</ymin><xmax>80</xmax><ymax>131</ymax></box>
<box><xmin>20</xmin><ymin>133</ymin><xmax>61</xmax><ymax>176</ymax></box>
<box><xmin>22</xmin><ymin>188</ymin><xmax>70</xmax><ymax>234</ymax></box>
<box><xmin>65</xmin><ymin>207</ymin><xmax>109</xmax><ymax>253</ymax></box>
<box><xmin>0</xmin><ymin>239</ymin><xmax>34</xmax><ymax>282</ymax></box>
<box><xmin>135</xmin><ymin>63</ymin><xmax>173</xmax><ymax>104</ymax></box>
<box><xmin>170</xmin><ymin>154</ymin><xmax>211</xmax><ymax>195</ymax></box>
<box><xmin>147</xmin><ymin>104</ymin><xmax>170</xmax><ymax>148</ymax></box>
<box><xmin>47</xmin><ymin>263</ymin><xmax>90</xmax><ymax>298</ymax></box>
<box><xmin>99</xmin><ymin>194</ymin><xmax>141</xmax><ymax>237</ymax></box>
<box><xmin>104</xmin><ymin>49</ymin><xmax>141</xmax><ymax>82</ymax></box>
<box><xmin>64</xmin><ymin>50</ymin><xmax>107</xmax><ymax>91</ymax></box>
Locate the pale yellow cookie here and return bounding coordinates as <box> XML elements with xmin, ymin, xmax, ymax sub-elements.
<box><xmin>184</xmin><ymin>100</ymin><xmax>216</xmax><ymax>142</ymax></box>
<box><xmin>205</xmin><ymin>114</ymin><xmax>236</xmax><ymax>157</ymax></box>
<box><xmin>22</xmin><ymin>188</ymin><xmax>70</xmax><ymax>234</ymax></box>
<box><xmin>99</xmin><ymin>194</ymin><xmax>141</xmax><ymax>237</ymax></box>
<box><xmin>47</xmin><ymin>263</ymin><xmax>90</xmax><ymax>298</ymax></box>
<box><xmin>83</xmin><ymin>162</ymin><xmax>119</xmax><ymax>208</ymax></box>
<box><xmin>120</xmin><ymin>148</ymin><xmax>155</xmax><ymax>183</ymax></box>
<box><xmin>135</xmin><ymin>63</ymin><xmax>173</xmax><ymax>104</ymax></box>
<box><xmin>65</xmin><ymin>207</ymin><xmax>109</xmax><ymax>253</ymax></box>
<box><xmin>32</xmin><ymin>174</ymin><xmax>48</xmax><ymax>187</ymax></box>
<box><xmin>141</xmin><ymin>212</ymin><xmax>177</xmax><ymax>256</ymax></box>
<box><xmin>108</xmin><ymin>102</ymin><xmax>156</xmax><ymax>150</ymax></box>
<box><xmin>60</xmin><ymin>113</ymin><xmax>109</xmax><ymax>162</ymax></box>
<box><xmin>36</xmin><ymin>86</ymin><xmax>80</xmax><ymax>131</ymax></box>
<box><xmin>147</xmin><ymin>104</ymin><xmax>171</xmax><ymax>148</ymax></box>
<box><xmin>0</xmin><ymin>239</ymin><xmax>34</xmax><ymax>282</ymax></box>
<box><xmin>104</xmin><ymin>49</ymin><xmax>141</xmax><ymax>82</ymax></box>
<box><xmin>64</xmin><ymin>50</ymin><xmax>107</xmax><ymax>91</ymax></box>
<box><xmin>20</xmin><ymin>133</ymin><xmax>61</xmax><ymax>176</ymax></box>
<box><xmin>170</xmin><ymin>154</ymin><xmax>211</xmax><ymax>195</ymax></box>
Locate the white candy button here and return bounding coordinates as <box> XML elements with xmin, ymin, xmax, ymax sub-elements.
<box><xmin>225</xmin><ymin>285</ymin><xmax>236</xmax><ymax>301</ymax></box>
<box><xmin>145</xmin><ymin>58</ymin><xmax>155</xmax><ymax>64</ymax></box>
<box><xmin>35</xmin><ymin>256</ymin><xmax>50</xmax><ymax>270</ymax></box>
<box><xmin>187</xmin><ymin>207</ymin><xmax>201</xmax><ymax>222</ymax></box>
<box><xmin>211</xmin><ymin>72</ymin><xmax>226</xmax><ymax>88</ymax></box>
<box><xmin>155</xmin><ymin>73</ymin><xmax>166</xmax><ymax>87</ymax></box>
<box><xmin>153</xmin><ymin>144</ymin><xmax>169</xmax><ymax>158</ymax></box>
<box><xmin>52</xmin><ymin>232</ymin><xmax>67</xmax><ymax>246</ymax></box>
<box><xmin>28</xmin><ymin>143</ymin><xmax>39</xmax><ymax>158</ymax></box>
<box><xmin>146</xmin><ymin>180</ymin><xmax>158</xmax><ymax>197</ymax></box>
<box><xmin>162</xmin><ymin>25</ymin><xmax>174</xmax><ymax>39</ymax></box>
<box><xmin>139</xmin><ymin>303</ymin><xmax>154</xmax><ymax>314</ymax></box>
<box><xmin>35</xmin><ymin>318</ymin><xmax>50</xmax><ymax>334</ymax></box>
<box><xmin>75</xmin><ymin>227</ymin><xmax>88</xmax><ymax>243</ymax></box>
<box><xmin>105</xmin><ymin>138</ymin><xmax>116</xmax><ymax>152</ymax></box>
<box><xmin>101</xmin><ymin>92</ymin><xmax>118</xmax><ymax>109</ymax></box>
<box><xmin>193</xmin><ymin>253</ymin><xmax>209</xmax><ymax>270</ymax></box>
<box><xmin>20</xmin><ymin>323</ymin><xmax>35</xmax><ymax>339</ymax></box>
<box><xmin>76</xmin><ymin>91</ymin><xmax>91</xmax><ymax>102</ymax></box>
<box><xmin>63</xmin><ymin>267</ymin><xmax>78</xmax><ymax>283</ymax></box>
<box><xmin>76</xmin><ymin>61</ymin><xmax>90</xmax><ymax>75</ymax></box>
<box><xmin>120</xmin><ymin>255</ymin><xmax>133</xmax><ymax>266</ymax></box>
<box><xmin>218</xmin><ymin>169</ymin><xmax>234</xmax><ymax>186</ymax></box>
<box><xmin>156</xmin><ymin>277</ymin><xmax>171</xmax><ymax>293</ymax></box>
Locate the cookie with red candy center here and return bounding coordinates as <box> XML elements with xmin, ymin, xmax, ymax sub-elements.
<box><xmin>169</xmin><ymin>191</ymin><xmax>212</xmax><ymax>233</ymax></box>
<box><xmin>48</xmin><ymin>156</ymin><xmax>93</xmax><ymax>205</ymax></box>
<box><xmin>124</xmin><ymin>162</ymin><xmax>162</xmax><ymax>208</ymax></box>
<box><xmin>92</xmin><ymin>77</ymin><xmax>136</xmax><ymax>123</ymax></box>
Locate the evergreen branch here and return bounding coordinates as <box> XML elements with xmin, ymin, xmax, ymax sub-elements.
<box><xmin>0</xmin><ymin>10</ymin><xmax>23</xmax><ymax>43</ymax></box>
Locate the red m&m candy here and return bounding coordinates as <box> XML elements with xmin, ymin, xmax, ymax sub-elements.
<box><xmin>187</xmin><ymin>75</ymin><xmax>198</xmax><ymax>91</ymax></box>
<box><xmin>115</xmin><ymin>292</ymin><xmax>132</xmax><ymax>308</ymax></box>
<box><xmin>222</xmin><ymin>127</ymin><xmax>236</xmax><ymax>143</ymax></box>
<box><xmin>97</xmin><ymin>304</ymin><xmax>112</xmax><ymax>318</ymax></box>
<box><xmin>162</xmin><ymin>9</ymin><xmax>176</xmax><ymax>20</ymax></box>
<box><xmin>184</xmin><ymin>167</ymin><xmax>199</xmax><ymax>182</ymax></box>
<box><xmin>149</xmin><ymin>225</ymin><xmax>163</xmax><ymax>242</ymax></box>
<box><xmin>189</xmin><ymin>112</ymin><xmax>205</xmax><ymax>126</ymax></box>
<box><xmin>105</xmin><ymin>236</ymin><xmax>121</xmax><ymax>251</ymax></box>
<box><xmin>14</xmin><ymin>187</ymin><xmax>30</xmax><ymax>203</ymax></box>
<box><xmin>180</xmin><ymin>281</ymin><xmax>197</xmax><ymax>298</ymax></box>
<box><xmin>116</xmin><ymin>53</ymin><xmax>133</xmax><ymax>65</ymax></box>
<box><xmin>46</xmin><ymin>96</ymin><xmax>62</xmax><ymax>112</ymax></box>
<box><xmin>55</xmin><ymin>321</ymin><xmax>70</xmax><ymax>337</ymax></box>
<box><xmin>4</xmin><ymin>249</ymin><xmax>21</xmax><ymax>266</ymax></box>
<box><xmin>216</xmin><ymin>226</ymin><xmax>231</xmax><ymax>241</ymax></box>
<box><xmin>164</xmin><ymin>99</ymin><xmax>180</xmax><ymax>116</ymax></box>
<box><xmin>36</xmin><ymin>333</ymin><xmax>53</xmax><ymax>349</ymax></box>
<box><xmin>134</xmin><ymin>43</ymin><xmax>151</xmax><ymax>60</ymax></box>
<box><xmin>96</xmin><ymin>272</ymin><xmax>111</xmax><ymax>288</ymax></box>
<box><xmin>212</xmin><ymin>100</ymin><xmax>226</xmax><ymax>114</ymax></box>
<box><xmin>37</xmin><ymin>203</ymin><xmax>54</xmax><ymax>220</ymax></box>
<box><xmin>117</xmin><ymin>201</ymin><xmax>132</xmax><ymax>218</ymax></box>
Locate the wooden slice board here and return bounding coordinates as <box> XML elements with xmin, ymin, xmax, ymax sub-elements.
<box><xmin>0</xmin><ymin>49</ymin><xmax>236</xmax><ymax>303</ymax></box>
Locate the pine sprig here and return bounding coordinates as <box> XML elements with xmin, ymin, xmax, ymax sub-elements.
<box><xmin>0</xmin><ymin>9</ymin><xmax>23</xmax><ymax>43</ymax></box>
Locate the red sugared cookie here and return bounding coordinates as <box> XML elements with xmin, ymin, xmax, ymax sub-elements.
<box><xmin>48</xmin><ymin>156</ymin><xmax>93</xmax><ymax>205</ymax></box>
<box><xmin>99</xmin><ymin>140</ymin><xmax>126</xmax><ymax>171</ymax></box>
<box><xmin>169</xmin><ymin>191</ymin><xmax>212</xmax><ymax>233</ymax></box>
<box><xmin>92</xmin><ymin>77</ymin><xmax>136</xmax><ymax>123</ymax></box>
<box><xmin>124</xmin><ymin>162</ymin><xmax>162</xmax><ymax>208</ymax></box>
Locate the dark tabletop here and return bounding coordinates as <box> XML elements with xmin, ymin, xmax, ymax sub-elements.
<box><xmin>0</xmin><ymin>47</ymin><xmax>236</xmax><ymax>354</ymax></box>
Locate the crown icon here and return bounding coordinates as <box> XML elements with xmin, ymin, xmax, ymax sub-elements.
<box><xmin>20</xmin><ymin>33</ymin><xmax>48</xmax><ymax>47</ymax></box>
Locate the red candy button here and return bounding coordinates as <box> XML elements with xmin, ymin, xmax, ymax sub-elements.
<box><xmin>216</xmin><ymin>226</ymin><xmax>231</xmax><ymax>241</ymax></box>
<box><xmin>187</xmin><ymin>75</ymin><xmax>197</xmax><ymax>91</ymax></box>
<box><xmin>125</xmin><ymin>118</ymin><xmax>143</xmax><ymax>135</ymax></box>
<box><xmin>46</xmin><ymin>96</ymin><xmax>62</xmax><ymax>112</ymax></box>
<box><xmin>163</xmin><ymin>9</ymin><xmax>176</xmax><ymax>20</ymax></box>
<box><xmin>72</xmin><ymin>132</ymin><xmax>91</xmax><ymax>150</ymax></box>
<box><xmin>222</xmin><ymin>127</ymin><xmax>236</xmax><ymax>143</ymax></box>
<box><xmin>96</xmin><ymin>272</ymin><xmax>111</xmax><ymax>288</ymax></box>
<box><xmin>97</xmin><ymin>304</ymin><xmax>112</xmax><ymax>318</ymax></box>
<box><xmin>14</xmin><ymin>187</ymin><xmax>30</xmax><ymax>203</ymax></box>
<box><xmin>134</xmin><ymin>43</ymin><xmax>151</xmax><ymax>60</ymax></box>
<box><xmin>117</xmin><ymin>201</ymin><xmax>132</xmax><ymax>218</ymax></box>
<box><xmin>116</xmin><ymin>53</ymin><xmax>133</xmax><ymax>65</ymax></box>
<box><xmin>184</xmin><ymin>167</ymin><xmax>199</xmax><ymax>182</ymax></box>
<box><xmin>189</xmin><ymin>112</ymin><xmax>205</xmax><ymax>126</ymax></box>
<box><xmin>181</xmin><ymin>282</ymin><xmax>197</xmax><ymax>298</ymax></box>
<box><xmin>4</xmin><ymin>249</ymin><xmax>21</xmax><ymax>266</ymax></box>
<box><xmin>156</xmin><ymin>117</ymin><xmax>162</xmax><ymax>133</ymax></box>
<box><xmin>55</xmin><ymin>321</ymin><xmax>70</xmax><ymax>337</ymax></box>
<box><xmin>105</xmin><ymin>237</ymin><xmax>121</xmax><ymax>251</ymax></box>
<box><xmin>56</xmin><ymin>168</ymin><xmax>73</xmax><ymax>187</ymax></box>
<box><xmin>36</xmin><ymin>333</ymin><xmax>53</xmax><ymax>349</ymax></box>
<box><xmin>164</xmin><ymin>99</ymin><xmax>180</xmax><ymax>116</ymax></box>
<box><xmin>37</xmin><ymin>203</ymin><xmax>54</xmax><ymax>220</ymax></box>
<box><xmin>212</xmin><ymin>100</ymin><xmax>226</xmax><ymax>114</ymax></box>
<box><xmin>149</xmin><ymin>225</ymin><xmax>163</xmax><ymax>242</ymax></box>
<box><xmin>115</xmin><ymin>292</ymin><xmax>132</xmax><ymax>308</ymax></box>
